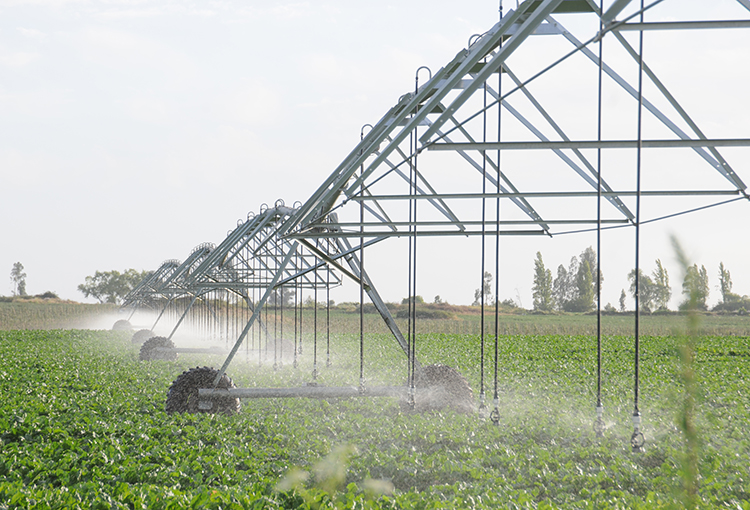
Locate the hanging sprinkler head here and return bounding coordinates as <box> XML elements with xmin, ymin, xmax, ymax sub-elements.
<box><xmin>407</xmin><ymin>385</ymin><xmax>416</xmax><ymax>410</ymax></box>
<box><xmin>594</xmin><ymin>404</ymin><xmax>605</xmax><ymax>437</ymax></box>
<box><xmin>631</xmin><ymin>412</ymin><xmax>645</xmax><ymax>453</ymax></box>
<box><xmin>490</xmin><ymin>398</ymin><xmax>500</xmax><ymax>426</ymax></box>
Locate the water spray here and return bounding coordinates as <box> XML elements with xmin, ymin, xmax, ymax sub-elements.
<box><xmin>594</xmin><ymin>404</ymin><xmax>605</xmax><ymax>437</ymax></box>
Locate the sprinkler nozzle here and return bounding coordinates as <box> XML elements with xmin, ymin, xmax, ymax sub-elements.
<box><xmin>407</xmin><ymin>386</ymin><xmax>416</xmax><ymax>409</ymax></box>
<box><xmin>631</xmin><ymin>412</ymin><xmax>645</xmax><ymax>453</ymax></box>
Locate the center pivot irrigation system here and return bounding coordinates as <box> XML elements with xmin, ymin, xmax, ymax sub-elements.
<box><xmin>121</xmin><ymin>0</ymin><xmax>750</xmax><ymax>450</ymax></box>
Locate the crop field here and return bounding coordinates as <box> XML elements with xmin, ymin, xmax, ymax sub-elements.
<box><xmin>0</xmin><ymin>302</ymin><xmax>119</xmax><ymax>331</ymax></box>
<box><xmin>1</xmin><ymin>325</ymin><xmax>749</xmax><ymax>509</ymax></box>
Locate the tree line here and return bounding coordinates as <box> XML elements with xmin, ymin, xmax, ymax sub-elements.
<box><xmin>531</xmin><ymin>248</ymin><xmax>750</xmax><ymax>314</ymax></box>
<box><xmin>78</xmin><ymin>269</ymin><xmax>152</xmax><ymax>304</ymax></box>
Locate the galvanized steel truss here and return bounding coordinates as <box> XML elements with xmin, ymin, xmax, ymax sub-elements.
<box><xmin>123</xmin><ymin>0</ymin><xmax>749</xmax><ymax>433</ymax></box>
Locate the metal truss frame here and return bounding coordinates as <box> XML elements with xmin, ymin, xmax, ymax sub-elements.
<box><xmin>124</xmin><ymin>0</ymin><xmax>749</xmax><ymax>435</ymax></box>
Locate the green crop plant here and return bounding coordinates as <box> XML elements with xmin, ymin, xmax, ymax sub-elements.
<box><xmin>1</xmin><ymin>325</ymin><xmax>750</xmax><ymax>508</ymax></box>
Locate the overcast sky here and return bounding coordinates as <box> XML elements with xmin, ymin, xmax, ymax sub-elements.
<box><xmin>2</xmin><ymin>0</ymin><xmax>749</xmax><ymax>311</ymax></box>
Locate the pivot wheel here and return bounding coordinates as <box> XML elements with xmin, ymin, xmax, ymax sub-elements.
<box><xmin>139</xmin><ymin>336</ymin><xmax>177</xmax><ymax>361</ymax></box>
<box><xmin>166</xmin><ymin>366</ymin><xmax>241</xmax><ymax>415</ymax></box>
<box><xmin>112</xmin><ymin>319</ymin><xmax>133</xmax><ymax>331</ymax></box>
<box><xmin>131</xmin><ymin>329</ymin><xmax>154</xmax><ymax>345</ymax></box>
<box><xmin>409</xmin><ymin>364</ymin><xmax>474</xmax><ymax>413</ymax></box>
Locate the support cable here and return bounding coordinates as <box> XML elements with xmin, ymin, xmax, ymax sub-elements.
<box><xmin>326</xmin><ymin>247</ymin><xmax>331</xmax><ymax>368</ymax></box>
<box><xmin>293</xmin><ymin>247</ymin><xmax>299</xmax><ymax>368</ymax></box>
<box><xmin>257</xmin><ymin>250</ymin><xmax>262</xmax><ymax>367</ymax></box>
<box><xmin>407</xmin><ymin>124</ymin><xmax>414</xmax><ymax>384</ymax></box>
<box><xmin>406</xmin><ymin>125</ymin><xmax>415</xmax><ymax>408</ymax></box>
<box><xmin>313</xmin><ymin>246</ymin><xmax>319</xmax><ymax>381</ymax></box>
<box><xmin>491</xmin><ymin>4</ymin><xmax>503</xmax><ymax>427</ymax></box>
<box><xmin>632</xmin><ymin>1</ymin><xmax>646</xmax><ymax>453</ymax></box>
<box><xmin>595</xmin><ymin>0</ymin><xmax>605</xmax><ymax>439</ymax></box>
<box><xmin>274</xmin><ymin>241</ymin><xmax>279</xmax><ymax>371</ymax></box>
<box><xmin>264</xmin><ymin>286</ymin><xmax>269</xmax><ymax>364</ymax></box>
<box><xmin>359</xmin><ymin>129</ymin><xmax>367</xmax><ymax>392</ymax></box>
<box><xmin>359</xmin><ymin>125</ymin><xmax>370</xmax><ymax>393</ymax></box>
<box><xmin>281</xmin><ymin>278</ymin><xmax>285</xmax><ymax>369</ymax></box>
<box><xmin>479</xmin><ymin>57</ymin><xmax>488</xmax><ymax>413</ymax></box>
<box><xmin>550</xmin><ymin>196</ymin><xmax>745</xmax><ymax>236</ymax></box>
<box><xmin>420</xmin><ymin>1</ymin><xmax>667</xmax><ymax>148</ymax></box>
<box><xmin>299</xmin><ymin>281</ymin><xmax>304</xmax><ymax>356</ymax></box>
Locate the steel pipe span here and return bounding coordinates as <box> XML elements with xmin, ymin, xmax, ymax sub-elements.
<box><xmin>199</xmin><ymin>386</ymin><xmax>407</xmax><ymax>399</ymax></box>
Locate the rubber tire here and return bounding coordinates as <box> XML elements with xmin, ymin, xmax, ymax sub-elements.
<box><xmin>112</xmin><ymin>319</ymin><xmax>133</xmax><ymax>331</ymax></box>
<box><xmin>139</xmin><ymin>336</ymin><xmax>178</xmax><ymax>361</ymax></box>
<box><xmin>166</xmin><ymin>366</ymin><xmax>241</xmax><ymax>415</ymax></box>
<box><xmin>131</xmin><ymin>329</ymin><xmax>154</xmax><ymax>345</ymax></box>
<box><xmin>406</xmin><ymin>364</ymin><xmax>474</xmax><ymax>413</ymax></box>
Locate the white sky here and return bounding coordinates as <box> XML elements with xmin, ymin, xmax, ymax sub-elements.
<box><xmin>1</xmin><ymin>0</ymin><xmax>749</xmax><ymax>310</ymax></box>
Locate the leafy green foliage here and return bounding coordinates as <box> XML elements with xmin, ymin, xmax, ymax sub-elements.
<box><xmin>532</xmin><ymin>251</ymin><xmax>554</xmax><ymax>312</ymax></box>
<box><xmin>629</xmin><ymin>261</ymin><xmax>672</xmax><ymax>313</ymax></box>
<box><xmin>680</xmin><ymin>264</ymin><xmax>709</xmax><ymax>311</ymax></box>
<box><xmin>552</xmin><ymin>247</ymin><xmax>601</xmax><ymax>313</ymax></box>
<box><xmin>78</xmin><ymin>269</ymin><xmax>151</xmax><ymax>305</ymax></box>
<box><xmin>0</xmin><ymin>302</ymin><xmax>117</xmax><ymax>329</ymax></box>
<box><xmin>472</xmin><ymin>272</ymin><xmax>494</xmax><ymax>307</ymax></box>
<box><xmin>714</xmin><ymin>262</ymin><xmax>750</xmax><ymax>313</ymax></box>
<box><xmin>10</xmin><ymin>262</ymin><xmax>27</xmax><ymax>297</ymax></box>
<box><xmin>1</xmin><ymin>328</ymin><xmax>750</xmax><ymax>508</ymax></box>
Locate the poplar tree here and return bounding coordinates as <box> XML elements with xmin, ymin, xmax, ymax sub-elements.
<box><xmin>574</xmin><ymin>259</ymin><xmax>595</xmax><ymax>312</ymax></box>
<box><xmin>681</xmin><ymin>264</ymin><xmax>709</xmax><ymax>311</ymax></box>
<box><xmin>532</xmin><ymin>252</ymin><xmax>554</xmax><ymax>312</ymax></box>
<box><xmin>652</xmin><ymin>259</ymin><xmax>671</xmax><ymax>311</ymax></box>
<box><xmin>718</xmin><ymin>262</ymin><xmax>737</xmax><ymax>304</ymax></box>
<box><xmin>10</xmin><ymin>262</ymin><xmax>27</xmax><ymax>297</ymax></box>
<box><xmin>628</xmin><ymin>268</ymin><xmax>656</xmax><ymax>312</ymax></box>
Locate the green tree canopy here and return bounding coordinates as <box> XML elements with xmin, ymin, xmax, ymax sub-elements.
<box><xmin>573</xmin><ymin>259</ymin><xmax>595</xmax><ymax>312</ymax></box>
<box><xmin>628</xmin><ymin>268</ymin><xmax>656</xmax><ymax>313</ymax></box>
<box><xmin>472</xmin><ymin>272</ymin><xmax>493</xmax><ymax>306</ymax></box>
<box><xmin>10</xmin><ymin>262</ymin><xmax>27</xmax><ymax>297</ymax></box>
<box><xmin>402</xmin><ymin>295</ymin><xmax>425</xmax><ymax>304</ymax></box>
<box><xmin>268</xmin><ymin>286</ymin><xmax>295</xmax><ymax>307</ymax></box>
<box><xmin>78</xmin><ymin>269</ymin><xmax>150</xmax><ymax>305</ymax></box>
<box><xmin>717</xmin><ymin>262</ymin><xmax>741</xmax><ymax>306</ymax></box>
<box><xmin>532</xmin><ymin>251</ymin><xmax>554</xmax><ymax>312</ymax></box>
<box><xmin>553</xmin><ymin>258</ymin><xmax>575</xmax><ymax>311</ymax></box>
<box><xmin>552</xmin><ymin>247</ymin><xmax>601</xmax><ymax>312</ymax></box>
<box><xmin>680</xmin><ymin>264</ymin><xmax>709</xmax><ymax>311</ymax></box>
<box><xmin>651</xmin><ymin>259</ymin><xmax>671</xmax><ymax>311</ymax></box>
